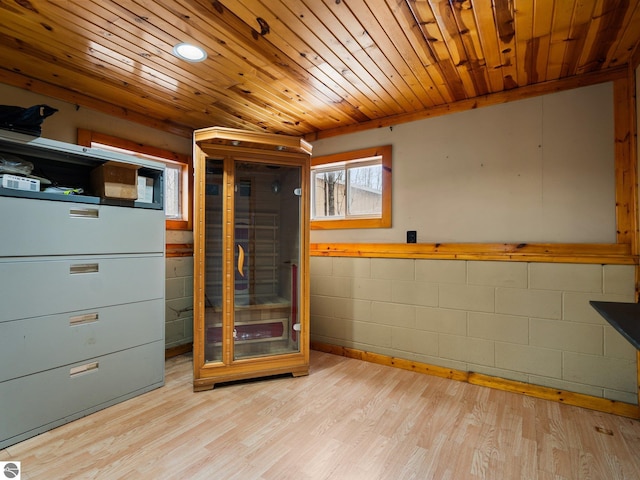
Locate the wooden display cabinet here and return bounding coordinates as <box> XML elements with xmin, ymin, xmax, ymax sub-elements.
<box><xmin>193</xmin><ymin>127</ymin><xmax>312</xmax><ymax>390</ymax></box>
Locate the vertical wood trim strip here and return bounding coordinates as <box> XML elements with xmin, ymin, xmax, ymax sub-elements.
<box><xmin>224</xmin><ymin>156</ymin><xmax>235</xmax><ymax>366</ymax></box>
<box><xmin>629</xmin><ymin>67</ymin><xmax>639</xmax><ymax>260</ymax></box>
<box><xmin>613</xmin><ymin>78</ymin><xmax>637</xmax><ymax>251</ymax></box>
<box><xmin>300</xmin><ymin>152</ymin><xmax>311</xmax><ymax>366</ymax></box>
<box><xmin>192</xmin><ymin>144</ymin><xmax>206</xmax><ymax>379</ymax></box>
<box><xmin>621</xmin><ymin>71</ymin><xmax>640</xmax><ymax>409</ymax></box>
<box><xmin>627</xmin><ymin>66</ymin><xmax>640</xmax><ymax>407</ymax></box>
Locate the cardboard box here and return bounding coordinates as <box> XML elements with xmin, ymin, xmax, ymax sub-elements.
<box><xmin>90</xmin><ymin>161</ymin><xmax>139</xmax><ymax>199</ymax></box>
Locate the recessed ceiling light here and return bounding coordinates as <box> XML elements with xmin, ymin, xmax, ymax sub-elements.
<box><xmin>172</xmin><ymin>42</ymin><xmax>207</xmax><ymax>62</ymax></box>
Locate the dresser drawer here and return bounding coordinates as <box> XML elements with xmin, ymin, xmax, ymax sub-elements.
<box><xmin>0</xmin><ymin>255</ymin><xmax>164</xmax><ymax>322</ymax></box>
<box><xmin>0</xmin><ymin>196</ymin><xmax>164</xmax><ymax>257</ymax></box>
<box><xmin>0</xmin><ymin>299</ymin><xmax>164</xmax><ymax>382</ymax></box>
<box><xmin>0</xmin><ymin>340</ymin><xmax>164</xmax><ymax>449</ymax></box>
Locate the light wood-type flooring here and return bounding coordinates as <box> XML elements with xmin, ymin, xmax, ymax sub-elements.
<box><xmin>2</xmin><ymin>350</ymin><xmax>640</xmax><ymax>479</ymax></box>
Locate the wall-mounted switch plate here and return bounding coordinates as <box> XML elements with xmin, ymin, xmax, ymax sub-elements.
<box><xmin>407</xmin><ymin>230</ymin><xmax>417</xmax><ymax>243</ymax></box>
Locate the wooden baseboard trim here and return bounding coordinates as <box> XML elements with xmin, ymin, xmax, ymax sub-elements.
<box><xmin>165</xmin><ymin>343</ymin><xmax>193</xmax><ymax>359</ymax></box>
<box><xmin>310</xmin><ymin>341</ymin><xmax>640</xmax><ymax>419</ymax></box>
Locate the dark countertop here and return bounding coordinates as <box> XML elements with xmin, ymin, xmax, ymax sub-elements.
<box><xmin>590</xmin><ymin>301</ymin><xmax>640</xmax><ymax>350</ymax></box>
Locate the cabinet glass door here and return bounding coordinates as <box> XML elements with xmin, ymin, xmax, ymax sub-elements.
<box><xmin>204</xmin><ymin>158</ymin><xmax>224</xmax><ymax>363</ymax></box>
<box><xmin>233</xmin><ymin>160</ymin><xmax>302</xmax><ymax>360</ymax></box>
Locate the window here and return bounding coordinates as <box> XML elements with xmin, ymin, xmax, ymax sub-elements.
<box><xmin>311</xmin><ymin>145</ymin><xmax>391</xmax><ymax>229</ymax></box>
<box><xmin>77</xmin><ymin>129</ymin><xmax>192</xmax><ymax>230</ymax></box>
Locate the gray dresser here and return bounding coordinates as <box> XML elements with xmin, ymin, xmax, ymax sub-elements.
<box><xmin>0</xmin><ymin>131</ymin><xmax>166</xmax><ymax>449</ymax></box>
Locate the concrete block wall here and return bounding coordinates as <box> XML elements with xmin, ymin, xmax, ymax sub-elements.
<box><xmin>165</xmin><ymin>256</ymin><xmax>194</xmax><ymax>349</ymax></box>
<box><xmin>310</xmin><ymin>257</ymin><xmax>638</xmax><ymax>404</ymax></box>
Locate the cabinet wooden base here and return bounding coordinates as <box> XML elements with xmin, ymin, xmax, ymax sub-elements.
<box><xmin>193</xmin><ymin>364</ymin><xmax>309</xmax><ymax>392</ymax></box>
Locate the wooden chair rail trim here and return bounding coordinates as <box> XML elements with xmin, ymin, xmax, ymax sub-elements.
<box><xmin>310</xmin><ymin>341</ymin><xmax>640</xmax><ymax>419</ymax></box>
<box><xmin>166</xmin><ymin>243</ymin><xmax>194</xmax><ymax>258</ymax></box>
<box><xmin>310</xmin><ymin>242</ymin><xmax>636</xmax><ymax>264</ymax></box>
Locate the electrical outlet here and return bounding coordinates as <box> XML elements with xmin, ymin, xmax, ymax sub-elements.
<box><xmin>407</xmin><ymin>230</ymin><xmax>417</xmax><ymax>243</ymax></box>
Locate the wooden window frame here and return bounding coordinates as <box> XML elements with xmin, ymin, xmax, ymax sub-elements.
<box><xmin>311</xmin><ymin>145</ymin><xmax>391</xmax><ymax>230</ymax></box>
<box><xmin>77</xmin><ymin>129</ymin><xmax>192</xmax><ymax>231</ymax></box>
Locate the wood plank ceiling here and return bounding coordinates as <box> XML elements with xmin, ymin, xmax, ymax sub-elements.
<box><xmin>0</xmin><ymin>0</ymin><xmax>639</xmax><ymax>140</ymax></box>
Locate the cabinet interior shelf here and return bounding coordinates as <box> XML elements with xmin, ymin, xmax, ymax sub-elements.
<box><xmin>0</xmin><ymin>186</ymin><xmax>162</xmax><ymax>209</ymax></box>
<box><xmin>0</xmin><ymin>131</ymin><xmax>163</xmax><ymax>209</ymax></box>
<box><xmin>206</xmin><ymin>296</ymin><xmax>291</xmax><ymax>312</ymax></box>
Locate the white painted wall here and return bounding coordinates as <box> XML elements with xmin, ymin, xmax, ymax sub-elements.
<box><xmin>0</xmin><ymin>83</ymin><xmax>191</xmax><ymax>154</ymax></box>
<box><xmin>310</xmin><ymin>82</ymin><xmax>616</xmax><ymax>244</ymax></box>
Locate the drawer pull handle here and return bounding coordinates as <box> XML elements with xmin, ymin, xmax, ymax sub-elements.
<box><xmin>69</xmin><ymin>208</ymin><xmax>99</xmax><ymax>218</ymax></box>
<box><xmin>70</xmin><ymin>263</ymin><xmax>99</xmax><ymax>274</ymax></box>
<box><xmin>70</xmin><ymin>362</ymin><xmax>99</xmax><ymax>377</ymax></box>
<box><xmin>69</xmin><ymin>313</ymin><xmax>99</xmax><ymax>326</ymax></box>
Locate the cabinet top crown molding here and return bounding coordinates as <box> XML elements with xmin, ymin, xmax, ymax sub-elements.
<box><xmin>194</xmin><ymin>127</ymin><xmax>312</xmax><ymax>156</ymax></box>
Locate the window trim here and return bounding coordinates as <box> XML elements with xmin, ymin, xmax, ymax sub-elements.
<box><xmin>77</xmin><ymin>129</ymin><xmax>193</xmax><ymax>230</ymax></box>
<box><xmin>311</xmin><ymin>145</ymin><xmax>392</xmax><ymax>229</ymax></box>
